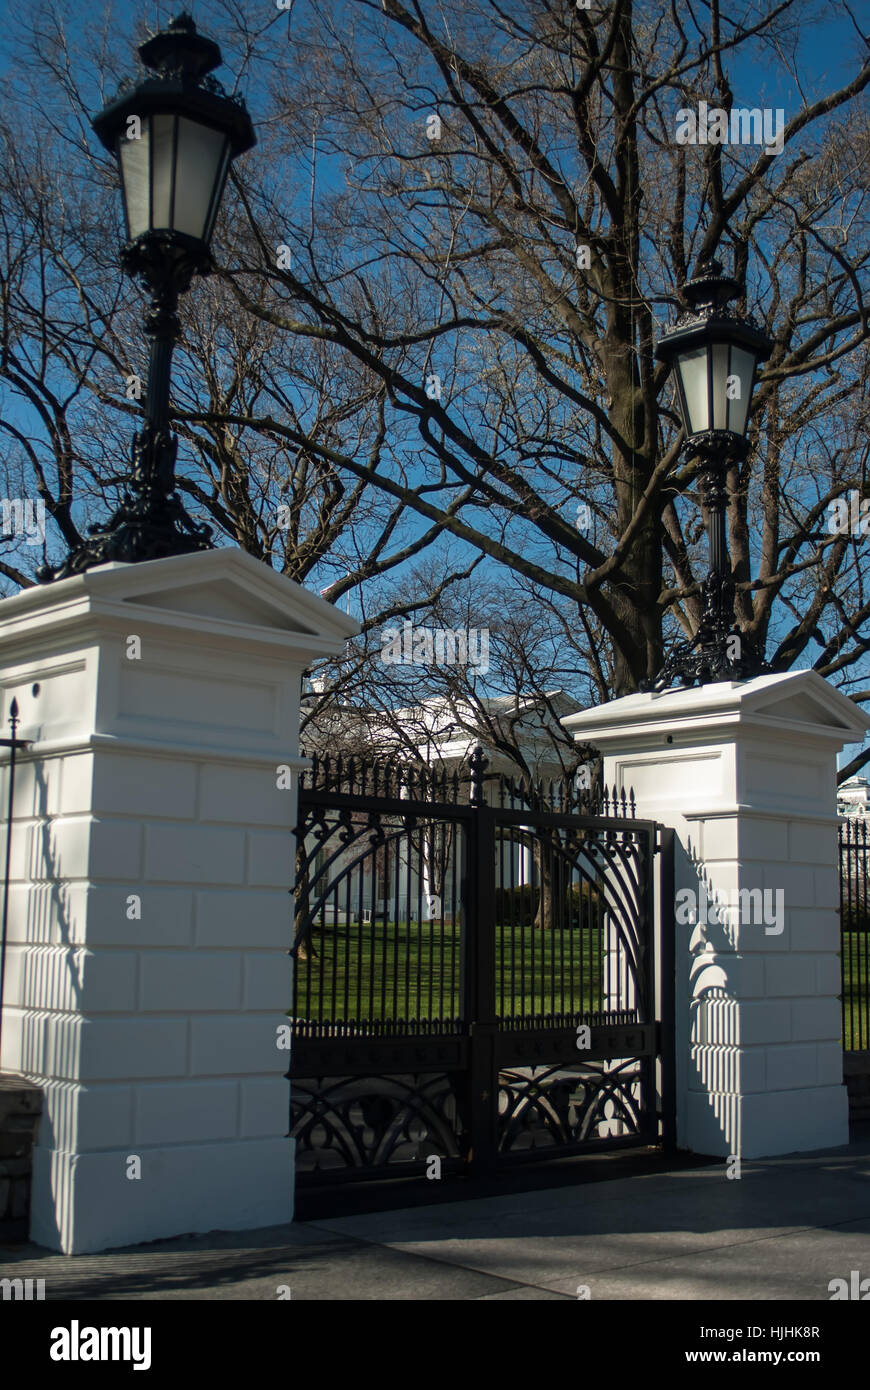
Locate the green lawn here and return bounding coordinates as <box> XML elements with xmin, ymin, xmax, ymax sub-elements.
<box><xmin>842</xmin><ymin>930</ymin><xmax>870</xmax><ymax>1050</ymax></box>
<box><xmin>292</xmin><ymin>922</ymin><xmax>870</xmax><ymax>1045</ymax></box>
<box><xmin>292</xmin><ymin>917</ymin><xmax>607</xmax><ymax>1024</ymax></box>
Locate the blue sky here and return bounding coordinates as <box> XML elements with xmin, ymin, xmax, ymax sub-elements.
<box><xmin>0</xmin><ymin>1</ymin><xmax>867</xmax><ymax>760</ymax></box>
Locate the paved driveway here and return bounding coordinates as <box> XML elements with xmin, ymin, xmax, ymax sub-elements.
<box><xmin>2</xmin><ymin>1134</ymin><xmax>869</xmax><ymax>1300</ymax></box>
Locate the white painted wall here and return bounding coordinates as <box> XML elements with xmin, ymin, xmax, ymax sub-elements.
<box><xmin>0</xmin><ymin>549</ymin><xmax>358</xmax><ymax>1253</ymax></box>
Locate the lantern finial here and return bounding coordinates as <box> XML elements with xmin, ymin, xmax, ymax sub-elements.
<box><xmin>138</xmin><ymin>12</ymin><xmax>222</xmax><ymax>81</ymax></box>
<box><xmin>682</xmin><ymin>257</ymin><xmax>740</xmax><ymax>314</ymax></box>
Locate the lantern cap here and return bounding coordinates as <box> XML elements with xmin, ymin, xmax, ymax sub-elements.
<box><xmin>656</xmin><ymin>255</ymin><xmax>773</xmax><ymax>366</ymax></box>
<box><xmin>682</xmin><ymin>257</ymin><xmax>741</xmax><ymax>312</ymax></box>
<box><xmin>91</xmin><ymin>12</ymin><xmax>255</xmax><ymax>159</ymax></box>
<box><xmin>138</xmin><ymin>13</ymin><xmax>222</xmax><ymax>81</ymax></box>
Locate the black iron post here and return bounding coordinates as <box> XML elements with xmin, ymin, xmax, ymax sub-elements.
<box><xmin>40</xmin><ymin>241</ymin><xmax>215</xmax><ymax>582</ymax></box>
<box><xmin>649</xmin><ymin>436</ymin><xmax>761</xmax><ymax>691</ymax></box>
<box><xmin>657</xmin><ymin>825</ymin><xmax>677</xmax><ymax>1151</ymax></box>
<box><xmin>465</xmin><ymin>746</ymin><xmax>498</xmax><ymax>1173</ymax></box>
<box><xmin>0</xmin><ymin>700</ymin><xmax>31</xmax><ymax>1073</ymax></box>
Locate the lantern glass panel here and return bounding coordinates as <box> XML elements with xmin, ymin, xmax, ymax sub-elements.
<box><xmin>119</xmin><ymin>126</ymin><xmax>151</xmax><ymax>239</ymax></box>
<box><xmin>727</xmin><ymin>346</ymin><xmax>756</xmax><ymax>435</ymax></box>
<box><xmin>676</xmin><ymin>346</ymin><xmax>709</xmax><ymax>435</ymax></box>
<box><xmin>203</xmin><ymin>143</ymin><xmax>231</xmax><ymax>243</ymax></box>
<box><xmin>173</xmin><ymin>118</ymin><xmax>229</xmax><ymax>242</ymax></box>
<box><xmin>150</xmin><ymin>113</ymin><xmax>176</xmax><ymax>230</ymax></box>
<box><xmin>711</xmin><ymin>342</ymin><xmax>730</xmax><ymax>430</ymax></box>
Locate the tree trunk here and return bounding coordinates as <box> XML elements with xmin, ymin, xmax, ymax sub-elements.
<box><xmin>533</xmin><ymin>835</ymin><xmax>570</xmax><ymax>931</ymax></box>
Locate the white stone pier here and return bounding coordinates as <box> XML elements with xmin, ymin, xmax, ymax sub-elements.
<box><xmin>0</xmin><ymin>549</ymin><xmax>357</xmax><ymax>1252</ymax></box>
<box><xmin>563</xmin><ymin>672</ymin><xmax>869</xmax><ymax>1159</ymax></box>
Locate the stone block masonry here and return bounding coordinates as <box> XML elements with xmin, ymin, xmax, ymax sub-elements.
<box><xmin>563</xmin><ymin>672</ymin><xmax>870</xmax><ymax>1160</ymax></box>
<box><xmin>0</xmin><ymin>549</ymin><xmax>358</xmax><ymax>1253</ymax></box>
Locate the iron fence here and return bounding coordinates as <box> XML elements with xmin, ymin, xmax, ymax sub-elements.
<box><xmin>288</xmin><ymin>747</ymin><xmax>670</xmax><ymax>1190</ymax></box>
<box><xmin>291</xmin><ymin>748</ymin><xmax>638</xmax><ymax>1037</ymax></box>
<box><xmin>839</xmin><ymin>818</ymin><xmax>870</xmax><ymax>1051</ymax></box>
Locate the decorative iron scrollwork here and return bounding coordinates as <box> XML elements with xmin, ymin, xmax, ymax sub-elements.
<box><xmin>292</xmin><ymin>1073</ymin><xmax>464</xmax><ymax>1178</ymax></box>
<box><xmin>290</xmin><ymin>753</ymin><xmax>661</xmax><ymax>1194</ymax></box>
<box><xmin>498</xmin><ymin>1060</ymin><xmax>647</xmax><ymax>1152</ymax></box>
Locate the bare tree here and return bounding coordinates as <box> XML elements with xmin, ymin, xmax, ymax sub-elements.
<box><xmin>217</xmin><ymin>1</ymin><xmax>870</xmax><ymax>717</ymax></box>
<box><xmin>0</xmin><ymin>4</ymin><xmax>430</xmax><ymax>608</ymax></box>
<box><xmin>2</xmin><ymin>2</ymin><xmax>869</xmax><ymax>778</ymax></box>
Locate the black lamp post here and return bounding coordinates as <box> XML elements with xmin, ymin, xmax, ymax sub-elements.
<box><xmin>40</xmin><ymin>13</ymin><xmax>255</xmax><ymax>583</ymax></box>
<box><xmin>647</xmin><ymin>257</ymin><xmax>773</xmax><ymax>691</ymax></box>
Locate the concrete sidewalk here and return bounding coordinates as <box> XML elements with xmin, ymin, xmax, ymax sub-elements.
<box><xmin>2</xmin><ymin>1135</ymin><xmax>869</xmax><ymax>1300</ymax></box>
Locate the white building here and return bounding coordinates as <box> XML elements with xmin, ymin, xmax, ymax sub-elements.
<box><xmin>837</xmin><ymin>774</ymin><xmax>870</xmax><ymax>819</ymax></box>
<box><xmin>297</xmin><ymin>689</ymin><xmax>589</xmax><ymax>922</ymax></box>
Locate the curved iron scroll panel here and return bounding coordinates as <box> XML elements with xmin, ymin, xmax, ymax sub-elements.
<box><xmin>292</xmin><ymin>807</ymin><xmax>458</xmax><ymax>952</ymax></box>
<box><xmin>294</xmin><ymin>809</ymin><xmax>647</xmax><ymax>960</ymax></box>
<box><xmin>498</xmin><ymin>1059</ymin><xmax>648</xmax><ymax>1154</ymax></box>
<box><xmin>494</xmin><ymin>822</ymin><xmax>651</xmax><ymax>1021</ymax></box>
<box><xmin>294</xmin><ymin>805</ymin><xmax>387</xmax><ymax>931</ymax></box>
<box><xmin>292</xmin><ymin>1073</ymin><xmax>464</xmax><ymax>1177</ymax></box>
<box><xmin>558</xmin><ymin>823</ymin><xmax>649</xmax><ymax>980</ymax></box>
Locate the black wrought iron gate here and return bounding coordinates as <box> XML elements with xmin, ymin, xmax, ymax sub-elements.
<box><xmin>289</xmin><ymin>749</ymin><xmax>673</xmax><ymax>1197</ymax></box>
